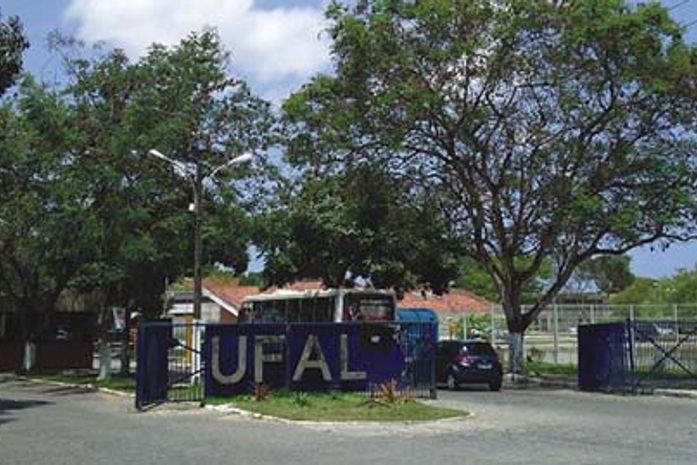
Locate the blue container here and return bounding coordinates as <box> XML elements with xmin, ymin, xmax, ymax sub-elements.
<box><xmin>397</xmin><ymin>308</ymin><xmax>439</xmax><ymax>343</ymax></box>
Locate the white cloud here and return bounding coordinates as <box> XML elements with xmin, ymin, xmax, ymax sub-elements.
<box><xmin>64</xmin><ymin>0</ymin><xmax>330</xmax><ymax>98</ymax></box>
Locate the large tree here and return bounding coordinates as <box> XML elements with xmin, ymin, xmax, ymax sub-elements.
<box><xmin>59</xmin><ymin>30</ymin><xmax>275</xmax><ymax>316</ymax></box>
<box><xmin>283</xmin><ymin>0</ymin><xmax>697</xmax><ymax>371</ymax></box>
<box><xmin>0</xmin><ymin>31</ymin><xmax>274</xmax><ymax>346</ymax></box>
<box><xmin>0</xmin><ymin>80</ymin><xmax>100</xmax><ymax>339</ymax></box>
<box><xmin>0</xmin><ymin>10</ymin><xmax>29</xmax><ymax>97</ymax></box>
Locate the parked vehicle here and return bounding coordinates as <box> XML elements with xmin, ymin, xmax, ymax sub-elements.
<box><xmin>634</xmin><ymin>322</ymin><xmax>676</xmax><ymax>339</ymax></box>
<box><xmin>436</xmin><ymin>340</ymin><xmax>503</xmax><ymax>391</ymax></box>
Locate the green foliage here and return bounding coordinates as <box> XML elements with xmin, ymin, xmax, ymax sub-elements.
<box><xmin>0</xmin><ymin>10</ymin><xmax>29</xmax><ymax>96</ymax></box>
<box><xmin>0</xmin><ymin>30</ymin><xmax>274</xmax><ymax>330</ymax></box>
<box><xmin>573</xmin><ymin>256</ymin><xmax>635</xmax><ymax>294</ymax></box>
<box><xmin>214</xmin><ymin>391</ymin><xmax>463</xmax><ymax>422</ymax></box>
<box><xmin>610</xmin><ymin>277</ymin><xmax>663</xmax><ymax>305</ymax></box>
<box><xmin>283</xmin><ymin>0</ymin><xmax>697</xmax><ymax>344</ymax></box>
<box><xmin>257</xmin><ymin>164</ymin><xmax>460</xmax><ymax>291</ymax></box>
<box><xmin>611</xmin><ymin>267</ymin><xmax>697</xmax><ymax>316</ymax></box>
<box><xmin>455</xmin><ymin>260</ymin><xmax>501</xmax><ymax>303</ymax></box>
<box><xmin>238</xmin><ymin>272</ymin><xmax>268</xmax><ymax>288</ymax></box>
<box><xmin>0</xmin><ymin>81</ymin><xmax>100</xmax><ymax>333</ymax></box>
<box><xmin>293</xmin><ymin>391</ymin><xmax>310</xmax><ymax>407</ymax></box>
<box><xmin>525</xmin><ymin>361</ymin><xmax>577</xmax><ymax>377</ymax></box>
<box><xmin>456</xmin><ymin>258</ymin><xmax>553</xmax><ymax>304</ymax></box>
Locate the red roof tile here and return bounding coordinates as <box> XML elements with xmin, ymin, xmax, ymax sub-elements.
<box><xmin>203</xmin><ymin>281</ymin><xmax>261</xmax><ymax>308</ymax></box>
<box><xmin>398</xmin><ymin>289</ymin><xmax>493</xmax><ymax>316</ymax></box>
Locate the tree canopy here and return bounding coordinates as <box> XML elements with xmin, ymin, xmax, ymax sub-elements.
<box><xmin>0</xmin><ymin>10</ymin><xmax>29</xmax><ymax>97</ymax></box>
<box><xmin>256</xmin><ymin>164</ymin><xmax>460</xmax><ymax>293</ymax></box>
<box><xmin>0</xmin><ymin>31</ymin><xmax>273</xmax><ymax>332</ymax></box>
<box><xmin>282</xmin><ymin>0</ymin><xmax>697</xmax><ymax>370</ymax></box>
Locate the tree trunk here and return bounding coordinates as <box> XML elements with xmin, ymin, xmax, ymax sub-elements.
<box><xmin>96</xmin><ymin>307</ymin><xmax>111</xmax><ymax>381</ymax></box>
<box><xmin>508</xmin><ymin>332</ymin><xmax>524</xmax><ymax>374</ymax></box>
<box><xmin>22</xmin><ymin>340</ymin><xmax>36</xmax><ymax>372</ymax></box>
<box><xmin>501</xmin><ymin>283</ymin><xmax>528</xmax><ymax>374</ymax></box>
<box><xmin>97</xmin><ymin>341</ymin><xmax>112</xmax><ymax>382</ymax></box>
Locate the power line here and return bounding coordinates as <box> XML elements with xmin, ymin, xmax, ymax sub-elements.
<box><xmin>668</xmin><ymin>0</ymin><xmax>691</xmax><ymax>12</ymax></box>
<box><xmin>669</xmin><ymin>0</ymin><xmax>691</xmax><ymax>11</ymax></box>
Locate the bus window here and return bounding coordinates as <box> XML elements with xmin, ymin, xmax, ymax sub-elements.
<box><xmin>260</xmin><ymin>300</ymin><xmax>284</xmax><ymax>323</ymax></box>
<box><xmin>298</xmin><ymin>299</ymin><xmax>314</xmax><ymax>322</ymax></box>
<box><xmin>315</xmin><ymin>297</ymin><xmax>334</xmax><ymax>322</ymax></box>
<box><xmin>285</xmin><ymin>300</ymin><xmax>299</xmax><ymax>322</ymax></box>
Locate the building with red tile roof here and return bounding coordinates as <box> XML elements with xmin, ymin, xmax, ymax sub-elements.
<box><xmin>167</xmin><ymin>278</ymin><xmax>493</xmax><ymax>322</ymax></box>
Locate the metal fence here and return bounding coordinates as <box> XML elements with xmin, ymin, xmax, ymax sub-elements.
<box><xmin>136</xmin><ymin>321</ymin><xmax>436</xmax><ymax>410</ymax></box>
<box><xmin>578</xmin><ymin>319</ymin><xmax>697</xmax><ymax>392</ymax></box>
<box><xmin>630</xmin><ymin>320</ymin><xmax>697</xmax><ymax>389</ymax></box>
<box><xmin>438</xmin><ymin>303</ymin><xmax>697</xmax><ymax>366</ymax></box>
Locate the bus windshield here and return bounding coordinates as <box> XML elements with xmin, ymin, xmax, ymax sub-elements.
<box><xmin>343</xmin><ymin>293</ymin><xmax>394</xmax><ymax>321</ymax></box>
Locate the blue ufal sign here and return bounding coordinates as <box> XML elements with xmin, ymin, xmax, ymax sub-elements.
<box><xmin>204</xmin><ymin>323</ymin><xmax>406</xmax><ymax>396</ymax></box>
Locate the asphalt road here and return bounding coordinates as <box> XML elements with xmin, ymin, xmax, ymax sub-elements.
<box><xmin>1</xmin><ymin>376</ymin><xmax>696</xmax><ymax>465</ymax></box>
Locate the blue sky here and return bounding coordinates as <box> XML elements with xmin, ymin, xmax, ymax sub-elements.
<box><xmin>3</xmin><ymin>0</ymin><xmax>697</xmax><ymax>279</ymax></box>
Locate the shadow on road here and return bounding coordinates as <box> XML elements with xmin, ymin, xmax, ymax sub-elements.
<box><xmin>0</xmin><ymin>397</ymin><xmax>53</xmax><ymax>426</ymax></box>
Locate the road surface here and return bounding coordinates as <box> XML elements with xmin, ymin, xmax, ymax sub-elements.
<box><xmin>1</xmin><ymin>376</ymin><xmax>696</xmax><ymax>465</ymax></box>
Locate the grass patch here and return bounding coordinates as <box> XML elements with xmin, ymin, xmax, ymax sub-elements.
<box><xmin>208</xmin><ymin>391</ymin><xmax>464</xmax><ymax>422</ymax></box>
<box><xmin>525</xmin><ymin>361</ymin><xmax>578</xmax><ymax>376</ymax></box>
<box><xmin>30</xmin><ymin>372</ymin><xmax>136</xmax><ymax>393</ymax></box>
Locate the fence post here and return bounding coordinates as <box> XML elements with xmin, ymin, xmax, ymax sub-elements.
<box><xmin>674</xmin><ymin>303</ymin><xmax>679</xmax><ymax>345</ymax></box>
<box><xmin>626</xmin><ymin>318</ymin><xmax>636</xmax><ymax>392</ymax></box>
<box><xmin>590</xmin><ymin>304</ymin><xmax>595</xmax><ymax>324</ymax></box>
<box><xmin>430</xmin><ymin>321</ymin><xmax>437</xmax><ymax>399</ymax></box>
<box><xmin>629</xmin><ymin>304</ymin><xmax>635</xmax><ymax>323</ymax></box>
<box><xmin>490</xmin><ymin>304</ymin><xmax>495</xmax><ymax>341</ymax></box>
<box><xmin>553</xmin><ymin>302</ymin><xmax>559</xmax><ymax>364</ymax></box>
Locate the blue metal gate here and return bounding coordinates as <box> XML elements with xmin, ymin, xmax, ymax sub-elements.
<box><xmin>136</xmin><ymin>321</ymin><xmax>436</xmax><ymax>410</ymax></box>
<box><xmin>135</xmin><ymin>322</ymin><xmax>205</xmax><ymax>409</ymax></box>
<box><xmin>578</xmin><ymin>322</ymin><xmax>629</xmax><ymax>391</ymax></box>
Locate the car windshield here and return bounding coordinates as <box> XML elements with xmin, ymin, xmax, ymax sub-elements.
<box><xmin>460</xmin><ymin>342</ymin><xmax>496</xmax><ymax>357</ymax></box>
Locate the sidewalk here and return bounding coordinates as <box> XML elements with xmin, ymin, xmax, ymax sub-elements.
<box><xmin>502</xmin><ymin>373</ymin><xmax>697</xmax><ymax>400</ymax></box>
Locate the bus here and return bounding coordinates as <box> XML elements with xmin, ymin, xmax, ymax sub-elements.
<box><xmin>239</xmin><ymin>288</ymin><xmax>396</xmax><ymax>323</ymax></box>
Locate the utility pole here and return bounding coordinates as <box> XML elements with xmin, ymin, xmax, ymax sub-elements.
<box><xmin>148</xmin><ymin>149</ymin><xmax>252</xmax><ymax>322</ymax></box>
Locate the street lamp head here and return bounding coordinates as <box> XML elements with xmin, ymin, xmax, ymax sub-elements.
<box><xmin>209</xmin><ymin>152</ymin><xmax>253</xmax><ymax>178</ymax></box>
<box><xmin>148</xmin><ymin>149</ymin><xmax>168</xmax><ymax>161</ymax></box>
<box><xmin>230</xmin><ymin>152</ymin><xmax>253</xmax><ymax>166</ymax></box>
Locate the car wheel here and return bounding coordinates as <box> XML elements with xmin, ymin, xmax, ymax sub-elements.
<box><xmin>446</xmin><ymin>373</ymin><xmax>457</xmax><ymax>391</ymax></box>
<box><xmin>489</xmin><ymin>378</ymin><xmax>502</xmax><ymax>392</ymax></box>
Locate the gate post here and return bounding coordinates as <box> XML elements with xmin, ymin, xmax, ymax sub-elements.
<box><xmin>626</xmin><ymin>318</ymin><xmax>636</xmax><ymax>392</ymax></box>
<box><xmin>429</xmin><ymin>321</ymin><xmax>437</xmax><ymax>399</ymax></box>
<box><xmin>553</xmin><ymin>302</ymin><xmax>559</xmax><ymax>364</ymax></box>
<box><xmin>135</xmin><ymin>324</ymin><xmax>147</xmax><ymax>410</ymax></box>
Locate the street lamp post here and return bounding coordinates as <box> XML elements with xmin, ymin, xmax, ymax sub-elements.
<box><xmin>148</xmin><ymin>149</ymin><xmax>252</xmax><ymax>321</ymax></box>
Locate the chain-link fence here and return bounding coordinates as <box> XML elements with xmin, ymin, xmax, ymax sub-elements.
<box><xmin>438</xmin><ymin>304</ymin><xmax>697</xmax><ymax>366</ymax></box>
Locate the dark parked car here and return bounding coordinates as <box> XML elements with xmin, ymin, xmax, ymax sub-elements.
<box><xmin>436</xmin><ymin>340</ymin><xmax>503</xmax><ymax>391</ymax></box>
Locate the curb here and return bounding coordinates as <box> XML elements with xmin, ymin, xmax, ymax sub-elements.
<box><xmin>17</xmin><ymin>376</ymin><xmax>135</xmax><ymax>398</ymax></box>
<box><xmin>654</xmin><ymin>389</ymin><xmax>697</xmax><ymax>400</ymax></box>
